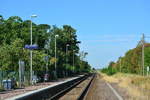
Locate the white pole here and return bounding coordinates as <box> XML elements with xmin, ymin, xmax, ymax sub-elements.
<box><xmin>19</xmin><ymin>60</ymin><xmax>21</xmax><ymax>88</ymax></box>
<box><xmin>30</xmin><ymin>15</ymin><xmax>37</xmax><ymax>84</ymax></box>
<box><xmin>55</xmin><ymin>35</ymin><xmax>58</xmax><ymax>78</ymax></box>
<box><xmin>55</xmin><ymin>36</ymin><xmax>57</xmax><ymax>78</ymax></box>
<box><xmin>120</xmin><ymin>59</ymin><xmax>121</xmax><ymax>72</ymax></box>
<box><xmin>30</xmin><ymin>18</ymin><xmax>33</xmax><ymax>84</ymax></box>
<box><xmin>66</xmin><ymin>45</ymin><xmax>68</xmax><ymax>66</ymax></box>
<box><xmin>147</xmin><ymin>69</ymin><xmax>148</xmax><ymax>76</ymax></box>
<box><xmin>73</xmin><ymin>50</ymin><xmax>75</xmax><ymax>73</ymax></box>
<box><xmin>66</xmin><ymin>45</ymin><xmax>67</xmax><ymax>76</ymax></box>
<box><xmin>66</xmin><ymin>44</ymin><xmax>69</xmax><ymax>76</ymax></box>
<box><xmin>142</xmin><ymin>34</ymin><xmax>145</xmax><ymax>76</ymax></box>
<box><xmin>147</xmin><ymin>66</ymin><xmax>149</xmax><ymax>76</ymax></box>
<box><xmin>73</xmin><ymin>50</ymin><xmax>74</xmax><ymax>67</ymax></box>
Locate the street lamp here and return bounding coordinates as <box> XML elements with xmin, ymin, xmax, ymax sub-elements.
<box><xmin>66</xmin><ymin>44</ymin><xmax>70</xmax><ymax>64</ymax></box>
<box><xmin>55</xmin><ymin>35</ymin><xmax>59</xmax><ymax>78</ymax></box>
<box><xmin>119</xmin><ymin>58</ymin><xmax>121</xmax><ymax>72</ymax></box>
<box><xmin>73</xmin><ymin>50</ymin><xmax>75</xmax><ymax>66</ymax></box>
<box><xmin>142</xmin><ymin>34</ymin><xmax>145</xmax><ymax>76</ymax></box>
<box><xmin>0</xmin><ymin>16</ymin><xmax>3</xmax><ymax>24</ymax></box>
<box><xmin>0</xmin><ymin>16</ymin><xmax>2</xmax><ymax>20</ymax></box>
<box><xmin>73</xmin><ymin>50</ymin><xmax>75</xmax><ymax>73</ymax></box>
<box><xmin>65</xmin><ymin>44</ymin><xmax>69</xmax><ymax>76</ymax></box>
<box><xmin>30</xmin><ymin>14</ymin><xmax>37</xmax><ymax>84</ymax></box>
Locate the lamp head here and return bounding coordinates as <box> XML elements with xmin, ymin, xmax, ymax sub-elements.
<box><xmin>55</xmin><ymin>35</ymin><xmax>59</xmax><ymax>37</ymax></box>
<box><xmin>31</xmin><ymin>14</ymin><xmax>37</xmax><ymax>18</ymax></box>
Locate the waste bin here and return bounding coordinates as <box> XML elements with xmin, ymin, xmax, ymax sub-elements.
<box><xmin>7</xmin><ymin>79</ymin><xmax>12</xmax><ymax>90</ymax></box>
<box><xmin>44</xmin><ymin>74</ymin><xmax>49</xmax><ymax>82</ymax></box>
<box><xmin>11</xmin><ymin>78</ymin><xmax>16</xmax><ymax>89</ymax></box>
<box><xmin>32</xmin><ymin>75</ymin><xmax>38</xmax><ymax>84</ymax></box>
<box><xmin>2</xmin><ymin>79</ymin><xmax>12</xmax><ymax>90</ymax></box>
<box><xmin>2</xmin><ymin>80</ymin><xmax>7</xmax><ymax>90</ymax></box>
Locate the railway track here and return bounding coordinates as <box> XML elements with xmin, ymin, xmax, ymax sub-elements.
<box><xmin>58</xmin><ymin>73</ymin><xmax>96</xmax><ymax>100</ymax></box>
<box><xmin>77</xmin><ymin>73</ymin><xmax>96</xmax><ymax>100</ymax></box>
<box><xmin>7</xmin><ymin>73</ymin><xmax>96</xmax><ymax>100</ymax></box>
<box><xmin>49</xmin><ymin>73</ymin><xmax>96</xmax><ymax>100</ymax></box>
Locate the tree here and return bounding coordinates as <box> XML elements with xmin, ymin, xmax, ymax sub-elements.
<box><xmin>0</xmin><ymin>15</ymin><xmax>91</xmax><ymax>81</ymax></box>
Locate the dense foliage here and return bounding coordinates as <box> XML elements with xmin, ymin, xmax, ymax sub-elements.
<box><xmin>0</xmin><ymin>15</ymin><xmax>91</xmax><ymax>80</ymax></box>
<box><xmin>102</xmin><ymin>43</ymin><xmax>150</xmax><ymax>75</ymax></box>
<box><xmin>101</xmin><ymin>66</ymin><xmax>117</xmax><ymax>76</ymax></box>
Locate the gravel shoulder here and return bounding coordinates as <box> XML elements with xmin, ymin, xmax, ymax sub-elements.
<box><xmin>85</xmin><ymin>74</ymin><xmax>121</xmax><ymax>100</ymax></box>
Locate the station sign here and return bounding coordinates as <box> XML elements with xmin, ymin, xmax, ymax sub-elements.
<box><xmin>25</xmin><ymin>44</ymin><xmax>38</xmax><ymax>50</ymax></box>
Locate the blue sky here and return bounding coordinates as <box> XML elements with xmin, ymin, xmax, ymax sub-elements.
<box><xmin>1</xmin><ymin>0</ymin><xmax>150</xmax><ymax>68</ymax></box>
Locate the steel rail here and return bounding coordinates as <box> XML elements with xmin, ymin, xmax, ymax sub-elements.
<box><xmin>9</xmin><ymin>74</ymin><xmax>92</xmax><ymax>100</ymax></box>
<box><xmin>77</xmin><ymin>73</ymin><xmax>96</xmax><ymax>100</ymax></box>
<box><xmin>49</xmin><ymin>74</ymin><xmax>91</xmax><ymax>100</ymax></box>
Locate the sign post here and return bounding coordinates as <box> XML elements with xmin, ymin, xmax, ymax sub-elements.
<box><xmin>25</xmin><ymin>44</ymin><xmax>38</xmax><ymax>85</ymax></box>
<box><xmin>147</xmin><ymin>66</ymin><xmax>149</xmax><ymax>76</ymax></box>
<box><xmin>19</xmin><ymin>60</ymin><xmax>25</xmax><ymax>88</ymax></box>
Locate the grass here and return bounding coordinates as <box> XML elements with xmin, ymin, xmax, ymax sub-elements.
<box><xmin>0</xmin><ymin>86</ymin><xmax>4</xmax><ymax>92</ymax></box>
<box><xmin>101</xmin><ymin>67</ymin><xmax>117</xmax><ymax>76</ymax></box>
<box><xmin>100</xmin><ymin>72</ymin><xmax>150</xmax><ymax>99</ymax></box>
<box><xmin>131</xmin><ymin>76</ymin><xmax>150</xmax><ymax>89</ymax></box>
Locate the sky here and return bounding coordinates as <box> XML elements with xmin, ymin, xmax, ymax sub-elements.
<box><xmin>1</xmin><ymin>0</ymin><xmax>150</xmax><ymax>69</ymax></box>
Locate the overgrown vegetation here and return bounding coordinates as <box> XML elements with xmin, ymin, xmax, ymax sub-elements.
<box><xmin>101</xmin><ymin>66</ymin><xmax>117</xmax><ymax>76</ymax></box>
<box><xmin>0</xmin><ymin>15</ymin><xmax>92</xmax><ymax>84</ymax></box>
<box><xmin>101</xmin><ymin>73</ymin><xmax>150</xmax><ymax>99</ymax></box>
<box><xmin>102</xmin><ymin>42</ymin><xmax>150</xmax><ymax>75</ymax></box>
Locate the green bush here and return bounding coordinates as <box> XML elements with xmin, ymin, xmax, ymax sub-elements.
<box><xmin>101</xmin><ymin>67</ymin><xmax>117</xmax><ymax>76</ymax></box>
<box><xmin>0</xmin><ymin>86</ymin><xmax>4</xmax><ymax>92</ymax></box>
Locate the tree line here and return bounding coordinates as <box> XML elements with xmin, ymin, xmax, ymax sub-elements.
<box><xmin>102</xmin><ymin>41</ymin><xmax>150</xmax><ymax>75</ymax></box>
<box><xmin>0</xmin><ymin>15</ymin><xmax>91</xmax><ymax>80</ymax></box>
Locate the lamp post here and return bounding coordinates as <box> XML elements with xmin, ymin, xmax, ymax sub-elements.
<box><xmin>0</xmin><ymin>16</ymin><xmax>2</xmax><ymax>24</ymax></box>
<box><xmin>120</xmin><ymin>58</ymin><xmax>121</xmax><ymax>72</ymax></box>
<box><xmin>66</xmin><ymin>44</ymin><xmax>69</xmax><ymax>76</ymax></box>
<box><xmin>30</xmin><ymin>14</ymin><xmax>37</xmax><ymax>84</ymax></box>
<box><xmin>55</xmin><ymin>35</ymin><xmax>59</xmax><ymax>78</ymax></box>
<box><xmin>73</xmin><ymin>50</ymin><xmax>75</xmax><ymax>73</ymax></box>
<box><xmin>66</xmin><ymin>44</ymin><xmax>70</xmax><ymax>64</ymax></box>
<box><xmin>142</xmin><ymin>34</ymin><xmax>145</xmax><ymax>76</ymax></box>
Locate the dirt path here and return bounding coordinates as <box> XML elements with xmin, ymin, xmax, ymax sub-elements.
<box><xmin>85</xmin><ymin>74</ymin><xmax>124</xmax><ymax>100</ymax></box>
